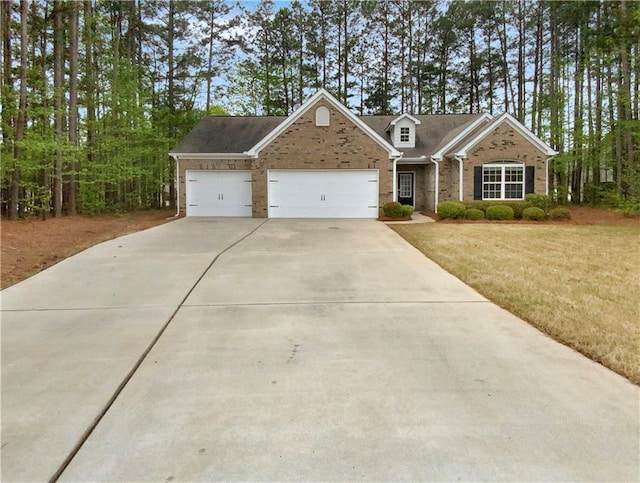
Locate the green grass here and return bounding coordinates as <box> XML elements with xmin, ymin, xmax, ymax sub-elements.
<box><xmin>391</xmin><ymin>223</ymin><xmax>640</xmax><ymax>384</ymax></box>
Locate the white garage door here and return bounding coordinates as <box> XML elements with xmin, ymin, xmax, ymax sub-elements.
<box><xmin>185</xmin><ymin>170</ymin><xmax>252</xmax><ymax>217</ymax></box>
<box><xmin>268</xmin><ymin>169</ymin><xmax>379</xmax><ymax>218</ymax></box>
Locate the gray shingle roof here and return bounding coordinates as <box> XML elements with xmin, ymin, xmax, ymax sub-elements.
<box><xmin>170</xmin><ymin>116</ymin><xmax>286</xmax><ymax>154</ymax></box>
<box><xmin>170</xmin><ymin>113</ymin><xmax>483</xmax><ymax>157</ymax></box>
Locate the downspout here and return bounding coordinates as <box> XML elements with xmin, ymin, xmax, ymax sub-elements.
<box><xmin>545</xmin><ymin>157</ymin><xmax>552</xmax><ymax>196</ymax></box>
<box><xmin>170</xmin><ymin>154</ymin><xmax>180</xmax><ymax>218</ymax></box>
<box><xmin>430</xmin><ymin>156</ymin><xmax>440</xmax><ymax>212</ymax></box>
<box><xmin>392</xmin><ymin>154</ymin><xmax>404</xmax><ymax>202</ymax></box>
<box><xmin>454</xmin><ymin>155</ymin><xmax>464</xmax><ymax>201</ymax></box>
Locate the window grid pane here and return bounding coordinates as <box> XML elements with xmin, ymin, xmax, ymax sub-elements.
<box><xmin>482</xmin><ymin>165</ymin><xmax>524</xmax><ymax>200</ymax></box>
<box><xmin>400</xmin><ymin>127</ymin><xmax>410</xmax><ymax>143</ymax></box>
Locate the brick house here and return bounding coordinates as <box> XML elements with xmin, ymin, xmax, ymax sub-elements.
<box><xmin>170</xmin><ymin>89</ymin><xmax>557</xmax><ymax>218</ymax></box>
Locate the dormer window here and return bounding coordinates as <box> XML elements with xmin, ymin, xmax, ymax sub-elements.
<box><xmin>387</xmin><ymin>114</ymin><xmax>420</xmax><ymax>149</ymax></box>
<box><xmin>400</xmin><ymin>127</ymin><xmax>410</xmax><ymax>143</ymax></box>
<box><xmin>315</xmin><ymin>106</ymin><xmax>330</xmax><ymax>126</ymax></box>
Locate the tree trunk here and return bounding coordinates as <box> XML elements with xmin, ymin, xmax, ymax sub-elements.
<box><xmin>53</xmin><ymin>1</ymin><xmax>64</xmax><ymax>217</ymax></box>
<box><xmin>67</xmin><ymin>0</ymin><xmax>79</xmax><ymax>215</ymax></box>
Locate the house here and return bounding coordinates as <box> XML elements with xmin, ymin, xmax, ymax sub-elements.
<box><xmin>170</xmin><ymin>89</ymin><xmax>557</xmax><ymax>218</ymax></box>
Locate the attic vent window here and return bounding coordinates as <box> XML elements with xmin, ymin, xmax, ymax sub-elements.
<box><xmin>400</xmin><ymin>127</ymin><xmax>410</xmax><ymax>143</ymax></box>
<box><xmin>315</xmin><ymin>106</ymin><xmax>330</xmax><ymax>126</ymax></box>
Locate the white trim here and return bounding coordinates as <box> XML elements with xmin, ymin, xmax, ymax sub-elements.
<box><xmin>169</xmin><ymin>153</ymin><xmax>253</xmax><ymax>159</ymax></box>
<box><xmin>397</xmin><ymin>156</ymin><xmax>428</xmax><ymax>164</ymax></box>
<box><xmin>387</xmin><ymin>113</ymin><xmax>422</xmax><ymax>127</ymax></box>
<box><xmin>482</xmin><ymin>162</ymin><xmax>525</xmax><ymax>200</ymax></box>
<box><xmin>431</xmin><ymin>113</ymin><xmax>493</xmax><ymax>161</ymax></box>
<box><xmin>246</xmin><ymin>88</ymin><xmax>401</xmax><ymax>159</ymax></box>
<box><xmin>454</xmin><ymin>113</ymin><xmax>558</xmax><ymax>158</ymax></box>
<box><xmin>430</xmin><ymin>156</ymin><xmax>440</xmax><ymax>212</ymax></box>
<box><xmin>454</xmin><ymin>155</ymin><xmax>464</xmax><ymax>201</ymax></box>
<box><xmin>172</xmin><ymin>155</ymin><xmax>180</xmax><ymax>217</ymax></box>
<box><xmin>545</xmin><ymin>157</ymin><xmax>551</xmax><ymax>195</ymax></box>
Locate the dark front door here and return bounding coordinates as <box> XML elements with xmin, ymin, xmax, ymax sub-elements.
<box><xmin>397</xmin><ymin>172</ymin><xmax>414</xmax><ymax>206</ymax></box>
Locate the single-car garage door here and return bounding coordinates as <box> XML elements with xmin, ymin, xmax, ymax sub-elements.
<box><xmin>268</xmin><ymin>169</ymin><xmax>379</xmax><ymax>218</ymax></box>
<box><xmin>185</xmin><ymin>170</ymin><xmax>252</xmax><ymax>217</ymax></box>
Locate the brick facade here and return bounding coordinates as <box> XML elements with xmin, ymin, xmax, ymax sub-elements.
<box><xmin>435</xmin><ymin>121</ymin><xmax>549</xmax><ymax>210</ymax></box>
<box><xmin>252</xmin><ymin>100</ymin><xmax>393</xmax><ymax>218</ymax></box>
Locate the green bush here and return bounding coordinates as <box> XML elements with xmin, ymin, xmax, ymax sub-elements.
<box><xmin>525</xmin><ymin>193</ymin><xmax>550</xmax><ymax>213</ymax></box>
<box><xmin>600</xmin><ymin>191</ymin><xmax>624</xmax><ymax>208</ymax></box>
<box><xmin>549</xmin><ymin>207</ymin><xmax>571</xmax><ymax>220</ymax></box>
<box><xmin>522</xmin><ymin>206</ymin><xmax>546</xmax><ymax>221</ymax></box>
<box><xmin>620</xmin><ymin>202</ymin><xmax>640</xmax><ymax>218</ymax></box>
<box><xmin>382</xmin><ymin>201</ymin><xmax>404</xmax><ymax>218</ymax></box>
<box><xmin>502</xmin><ymin>201</ymin><xmax>529</xmax><ymax>219</ymax></box>
<box><xmin>486</xmin><ymin>204</ymin><xmax>515</xmax><ymax>220</ymax></box>
<box><xmin>464</xmin><ymin>208</ymin><xmax>485</xmax><ymax>220</ymax></box>
<box><xmin>401</xmin><ymin>205</ymin><xmax>415</xmax><ymax>216</ymax></box>
<box><xmin>463</xmin><ymin>200</ymin><xmax>491</xmax><ymax>213</ymax></box>
<box><xmin>437</xmin><ymin>201</ymin><xmax>466</xmax><ymax>219</ymax></box>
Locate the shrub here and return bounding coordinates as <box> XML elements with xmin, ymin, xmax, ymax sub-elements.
<box><xmin>382</xmin><ymin>201</ymin><xmax>404</xmax><ymax>218</ymax></box>
<box><xmin>401</xmin><ymin>205</ymin><xmax>414</xmax><ymax>216</ymax></box>
<box><xmin>600</xmin><ymin>191</ymin><xmax>624</xmax><ymax>208</ymax></box>
<box><xmin>437</xmin><ymin>201</ymin><xmax>466</xmax><ymax>219</ymax></box>
<box><xmin>463</xmin><ymin>200</ymin><xmax>491</xmax><ymax>213</ymax></box>
<box><xmin>464</xmin><ymin>208</ymin><xmax>485</xmax><ymax>220</ymax></box>
<box><xmin>503</xmin><ymin>201</ymin><xmax>529</xmax><ymax>219</ymax></box>
<box><xmin>522</xmin><ymin>206</ymin><xmax>546</xmax><ymax>221</ymax></box>
<box><xmin>549</xmin><ymin>207</ymin><xmax>571</xmax><ymax>220</ymax></box>
<box><xmin>486</xmin><ymin>204</ymin><xmax>515</xmax><ymax>220</ymax></box>
<box><xmin>620</xmin><ymin>202</ymin><xmax>640</xmax><ymax>218</ymax></box>
<box><xmin>525</xmin><ymin>193</ymin><xmax>551</xmax><ymax>213</ymax></box>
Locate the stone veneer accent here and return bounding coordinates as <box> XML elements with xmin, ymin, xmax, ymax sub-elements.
<box><xmin>252</xmin><ymin>99</ymin><xmax>393</xmax><ymax>218</ymax></box>
<box><xmin>436</xmin><ymin>121</ymin><xmax>549</xmax><ymax>209</ymax></box>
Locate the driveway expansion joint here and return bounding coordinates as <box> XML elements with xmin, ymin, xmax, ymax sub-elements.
<box><xmin>48</xmin><ymin>219</ymin><xmax>269</xmax><ymax>483</ymax></box>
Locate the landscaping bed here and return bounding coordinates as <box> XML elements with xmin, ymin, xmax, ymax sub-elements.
<box><xmin>1</xmin><ymin>210</ymin><xmax>174</xmax><ymax>289</ymax></box>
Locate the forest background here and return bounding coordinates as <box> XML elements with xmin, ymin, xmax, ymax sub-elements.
<box><xmin>1</xmin><ymin>0</ymin><xmax>638</xmax><ymax>218</ymax></box>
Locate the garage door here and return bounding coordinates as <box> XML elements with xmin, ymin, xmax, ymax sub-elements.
<box><xmin>185</xmin><ymin>170</ymin><xmax>252</xmax><ymax>217</ymax></box>
<box><xmin>268</xmin><ymin>169</ymin><xmax>379</xmax><ymax>218</ymax></box>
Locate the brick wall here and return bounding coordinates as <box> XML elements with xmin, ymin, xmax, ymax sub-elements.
<box><xmin>437</xmin><ymin>121</ymin><xmax>549</xmax><ymax>207</ymax></box>
<box><xmin>397</xmin><ymin>164</ymin><xmax>427</xmax><ymax>211</ymax></box>
<box><xmin>253</xmin><ymin>99</ymin><xmax>393</xmax><ymax>217</ymax></box>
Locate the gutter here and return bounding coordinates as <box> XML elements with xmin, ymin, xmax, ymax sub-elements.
<box><xmin>430</xmin><ymin>156</ymin><xmax>440</xmax><ymax>212</ymax></box>
<box><xmin>454</xmin><ymin>154</ymin><xmax>464</xmax><ymax>201</ymax></box>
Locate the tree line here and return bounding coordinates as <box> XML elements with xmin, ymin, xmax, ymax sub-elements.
<box><xmin>1</xmin><ymin>0</ymin><xmax>638</xmax><ymax>219</ymax></box>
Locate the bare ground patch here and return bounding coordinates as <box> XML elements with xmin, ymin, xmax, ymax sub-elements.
<box><xmin>1</xmin><ymin>210</ymin><xmax>175</xmax><ymax>289</ymax></box>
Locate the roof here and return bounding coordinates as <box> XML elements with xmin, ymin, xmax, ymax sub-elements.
<box><xmin>169</xmin><ymin>109</ymin><xmax>551</xmax><ymax>160</ymax></box>
<box><xmin>170</xmin><ymin>116</ymin><xmax>286</xmax><ymax>155</ymax></box>
<box><xmin>361</xmin><ymin>114</ymin><xmax>482</xmax><ymax>158</ymax></box>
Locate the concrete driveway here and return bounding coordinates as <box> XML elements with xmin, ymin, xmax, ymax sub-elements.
<box><xmin>1</xmin><ymin>218</ymin><xmax>638</xmax><ymax>482</ymax></box>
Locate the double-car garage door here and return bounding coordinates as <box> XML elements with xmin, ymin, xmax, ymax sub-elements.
<box><xmin>185</xmin><ymin>169</ymin><xmax>378</xmax><ymax>218</ymax></box>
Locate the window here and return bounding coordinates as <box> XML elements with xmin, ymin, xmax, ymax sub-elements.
<box><xmin>315</xmin><ymin>106</ymin><xmax>330</xmax><ymax>126</ymax></box>
<box><xmin>482</xmin><ymin>162</ymin><xmax>524</xmax><ymax>200</ymax></box>
<box><xmin>400</xmin><ymin>127</ymin><xmax>410</xmax><ymax>143</ymax></box>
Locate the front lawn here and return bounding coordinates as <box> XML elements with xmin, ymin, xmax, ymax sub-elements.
<box><xmin>391</xmin><ymin>223</ymin><xmax>640</xmax><ymax>385</ymax></box>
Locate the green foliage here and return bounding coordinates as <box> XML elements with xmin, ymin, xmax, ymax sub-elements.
<box><xmin>463</xmin><ymin>200</ymin><xmax>491</xmax><ymax>213</ymax></box>
<box><xmin>549</xmin><ymin>207</ymin><xmax>572</xmax><ymax>220</ymax></box>
<box><xmin>620</xmin><ymin>203</ymin><xmax>640</xmax><ymax>218</ymax></box>
<box><xmin>502</xmin><ymin>201</ymin><xmax>529</xmax><ymax>219</ymax></box>
<box><xmin>486</xmin><ymin>205</ymin><xmax>515</xmax><ymax>220</ymax></box>
<box><xmin>522</xmin><ymin>207</ymin><xmax>546</xmax><ymax>221</ymax></box>
<box><xmin>464</xmin><ymin>208</ymin><xmax>485</xmax><ymax>220</ymax></box>
<box><xmin>525</xmin><ymin>194</ymin><xmax>551</xmax><ymax>213</ymax></box>
<box><xmin>600</xmin><ymin>191</ymin><xmax>624</xmax><ymax>208</ymax></box>
<box><xmin>401</xmin><ymin>205</ymin><xmax>414</xmax><ymax>216</ymax></box>
<box><xmin>382</xmin><ymin>201</ymin><xmax>404</xmax><ymax>218</ymax></box>
<box><xmin>437</xmin><ymin>201</ymin><xmax>466</xmax><ymax>219</ymax></box>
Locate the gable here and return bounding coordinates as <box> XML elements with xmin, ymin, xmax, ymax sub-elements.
<box><xmin>247</xmin><ymin>89</ymin><xmax>401</xmax><ymax>159</ymax></box>
<box><xmin>452</xmin><ymin>113</ymin><xmax>557</xmax><ymax>158</ymax></box>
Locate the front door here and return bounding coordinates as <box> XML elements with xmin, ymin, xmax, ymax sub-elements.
<box><xmin>397</xmin><ymin>172</ymin><xmax>414</xmax><ymax>206</ymax></box>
